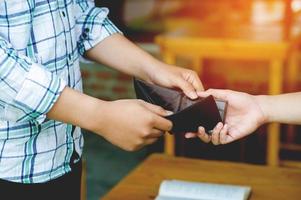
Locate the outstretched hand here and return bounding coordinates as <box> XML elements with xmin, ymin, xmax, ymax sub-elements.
<box><xmin>194</xmin><ymin>89</ymin><xmax>266</xmax><ymax>145</ymax></box>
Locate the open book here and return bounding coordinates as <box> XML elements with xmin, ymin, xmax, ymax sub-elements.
<box><xmin>155</xmin><ymin>180</ymin><xmax>251</xmax><ymax>200</ymax></box>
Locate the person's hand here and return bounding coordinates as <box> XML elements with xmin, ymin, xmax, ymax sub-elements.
<box><xmin>194</xmin><ymin>89</ymin><xmax>267</xmax><ymax>145</ymax></box>
<box><xmin>94</xmin><ymin>99</ymin><xmax>173</xmax><ymax>151</ymax></box>
<box><xmin>146</xmin><ymin>63</ymin><xmax>205</xmax><ymax>138</ymax></box>
<box><xmin>85</xmin><ymin>34</ymin><xmax>203</xmax><ymax>99</ymax></box>
<box><xmin>147</xmin><ymin>63</ymin><xmax>204</xmax><ymax>99</ymax></box>
<box><xmin>47</xmin><ymin>88</ymin><xmax>172</xmax><ymax>151</ymax></box>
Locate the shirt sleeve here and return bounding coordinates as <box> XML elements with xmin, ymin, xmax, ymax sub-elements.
<box><xmin>74</xmin><ymin>0</ymin><xmax>122</xmax><ymax>57</ymax></box>
<box><xmin>0</xmin><ymin>38</ymin><xmax>66</xmax><ymax>124</ymax></box>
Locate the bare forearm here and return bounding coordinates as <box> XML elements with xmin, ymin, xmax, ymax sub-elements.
<box><xmin>46</xmin><ymin>87</ymin><xmax>173</xmax><ymax>151</ymax></box>
<box><xmin>84</xmin><ymin>34</ymin><xmax>162</xmax><ymax>82</ymax></box>
<box><xmin>47</xmin><ymin>87</ymin><xmax>107</xmax><ymax>132</ymax></box>
<box><xmin>256</xmin><ymin>92</ymin><xmax>301</xmax><ymax>124</ymax></box>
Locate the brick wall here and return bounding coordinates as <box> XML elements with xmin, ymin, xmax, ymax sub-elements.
<box><xmin>80</xmin><ymin>63</ymin><xmax>135</xmax><ymax>101</ymax></box>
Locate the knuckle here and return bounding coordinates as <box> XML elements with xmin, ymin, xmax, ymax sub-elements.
<box><xmin>136</xmin><ymin>138</ymin><xmax>145</xmax><ymax>146</ymax></box>
<box><xmin>141</xmin><ymin>129</ymin><xmax>151</xmax><ymax>138</ymax></box>
<box><xmin>201</xmin><ymin>136</ymin><xmax>210</xmax><ymax>143</ymax></box>
<box><xmin>129</xmin><ymin>146</ymin><xmax>140</xmax><ymax>152</ymax></box>
<box><xmin>199</xmin><ymin>134</ymin><xmax>208</xmax><ymax>141</ymax></box>
<box><xmin>158</xmin><ymin>106</ymin><xmax>165</xmax><ymax>113</ymax></box>
<box><xmin>147</xmin><ymin>114</ymin><xmax>156</xmax><ymax>125</ymax></box>
<box><xmin>126</xmin><ymin>145</ymin><xmax>138</xmax><ymax>152</ymax></box>
<box><xmin>204</xmin><ymin>139</ymin><xmax>211</xmax><ymax>144</ymax></box>
<box><xmin>187</xmin><ymin>69</ymin><xmax>194</xmax><ymax>73</ymax></box>
<box><xmin>191</xmin><ymin>71</ymin><xmax>198</xmax><ymax>76</ymax></box>
<box><xmin>127</xmin><ymin>147</ymin><xmax>136</xmax><ymax>152</ymax></box>
<box><xmin>167</xmin><ymin>121</ymin><xmax>173</xmax><ymax>131</ymax></box>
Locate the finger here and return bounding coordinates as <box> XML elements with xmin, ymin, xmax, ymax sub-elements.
<box><xmin>190</xmin><ymin>73</ymin><xmax>204</xmax><ymax>92</ymax></box>
<box><xmin>174</xmin><ymin>77</ymin><xmax>198</xmax><ymax>99</ymax></box>
<box><xmin>219</xmin><ymin>124</ymin><xmax>229</xmax><ymax>144</ymax></box>
<box><xmin>142</xmin><ymin>101</ymin><xmax>173</xmax><ymax>116</ymax></box>
<box><xmin>145</xmin><ymin>129</ymin><xmax>164</xmax><ymax>138</ymax></box>
<box><xmin>198</xmin><ymin>89</ymin><xmax>229</xmax><ymax>101</ymax></box>
<box><xmin>225</xmin><ymin>127</ymin><xmax>242</xmax><ymax>143</ymax></box>
<box><xmin>185</xmin><ymin>132</ymin><xmax>198</xmax><ymax>139</ymax></box>
<box><xmin>211</xmin><ymin>122</ymin><xmax>223</xmax><ymax>145</ymax></box>
<box><xmin>197</xmin><ymin>127</ymin><xmax>211</xmax><ymax>143</ymax></box>
<box><xmin>152</xmin><ymin>114</ymin><xmax>173</xmax><ymax>132</ymax></box>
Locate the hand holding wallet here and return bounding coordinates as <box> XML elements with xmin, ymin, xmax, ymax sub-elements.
<box><xmin>133</xmin><ymin>79</ymin><xmax>227</xmax><ymax>134</ymax></box>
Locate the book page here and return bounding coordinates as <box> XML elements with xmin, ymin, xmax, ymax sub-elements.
<box><xmin>156</xmin><ymin>196</ymin><xmax>199</xmax><ymax>200</ymax></box>
<box><xmin>156</xmin><ymin>180</ymin><xmax>251</xmax><ymax>200</ymax></box>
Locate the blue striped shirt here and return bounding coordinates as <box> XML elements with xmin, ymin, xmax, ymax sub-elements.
<box><xmin>0</xmin><ymin>0</ymin><xmax>120</xmax><ymax>183</ymax></box>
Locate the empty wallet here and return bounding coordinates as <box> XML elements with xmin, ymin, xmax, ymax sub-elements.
<box><xmin>133</xmin><ymin>79</ymin><xmax>227</xmax><ymax>134</ymax></box>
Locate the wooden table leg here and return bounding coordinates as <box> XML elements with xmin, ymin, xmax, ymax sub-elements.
<box><xmin>162</xmin><ymin>51</ymin><xmax>176</xmax><ymax>156</ymax></box>
<box><xmin>286</xmin><ymin>51</ymin><xmax>299</xmax><ymax>143</ymax></box>
<box><xmin>192</xmin><ymin>57</ymin><xmax>203</xmax><ymax>75</ymax></box>
<box><xmin>267</xmin><ymin>59</ymin><xmax>283</xmax><ymax>167</ymax></box>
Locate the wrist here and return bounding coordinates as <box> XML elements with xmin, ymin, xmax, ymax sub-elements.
<box><xmin>85</xmin><ymin>99</ymin><xmax>111</xmax><ymax>136</ymax></box>
<box><xmin>47</xmin><ymin>87</ymin><xmax>109</xmax><ymax>133</ymax></box>
<box><xmin>254</xmin><ymin>95</ymin><xmax>271</xmax><ymax>124</ymax></box>
<box><xmin>140</xmin><ymin>56</ymin><xmax>166</xmax><ymax>83</ymax></box>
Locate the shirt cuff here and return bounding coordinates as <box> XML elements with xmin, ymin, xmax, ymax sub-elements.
<box><xmin>4</xmin><ymin>63</ymin><xmax>66</xmax><ymax>124</ymax></box>
<box><xmin>77</xmin><ymin>7</ymin><xmax>122</xmax><ymax>60</ymax></box>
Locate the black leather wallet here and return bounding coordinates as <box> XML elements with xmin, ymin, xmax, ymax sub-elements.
<box><xmin>133</xmin><ymin>79</ymin><xmax>227</xmax><ymax>134</ymax></box>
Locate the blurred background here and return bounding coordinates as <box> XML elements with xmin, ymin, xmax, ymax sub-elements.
<box><xmin>80</xmin><ymin>0</ymin><xmax>301</xmax><ymax>199</ymax></box>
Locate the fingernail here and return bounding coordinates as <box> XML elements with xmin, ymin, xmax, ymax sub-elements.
<box><xmin>185</xmin><ymin>134</ymin><xmax>191</xmax><ymax>139</ymax></box>
<box><xmin>166</xmin><ymin>111</ymin><xmax>174</xmax><ymax>115</ymax></box>
<box><xmin>185</xmin><ymin>133</ymin><xmax>194</xmax><ymax>139</ymax></box>
<box><xmin>189</xmin><ymin>92</ymin><xmax>198</xmax><ymax>99</ymax></box>
<box><xmin>198</xmin><ymin>127</ymin><xmax>205</xmax><ymax>132</ymax></box>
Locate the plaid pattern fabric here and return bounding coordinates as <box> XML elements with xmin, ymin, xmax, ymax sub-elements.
<box><xmin>0</xmin><ymin>0</ymin><xmax>120</xmax><ymax>183</ymax></box>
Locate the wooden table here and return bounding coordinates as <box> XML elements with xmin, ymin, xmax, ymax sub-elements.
<box><xmin>102</xmin><ymin>153</ymin><xmax>301</xmax><ymax>200</ymax></box>
<box><xmin>155</xmin><ymin>21</ymin><xmax>301</xmax><ymax>166</ymax></box>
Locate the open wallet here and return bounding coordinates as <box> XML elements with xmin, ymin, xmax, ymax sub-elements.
<box><xmin>133</xmin><ymin>79</ymin><xmax>228</xmax><ymax>134</ymax></box>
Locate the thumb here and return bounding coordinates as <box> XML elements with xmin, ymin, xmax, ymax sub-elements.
<box><xmin>198</xmin><ymin>89</ymin><xmax>229</xmax><ymax>101</ymax></box>
<box><xmin>174</xmin><ymin>78</ymin><xmax>198</xmax><ymax>99</ymax></box>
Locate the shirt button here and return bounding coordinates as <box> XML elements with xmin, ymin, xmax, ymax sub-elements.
<box><xmin>82</xmin><ymin>32</ymin><xmax>88</xmax><ymax>38</ymax></box>
<box><xmin>84</xmin><ymin>28</ymin><xmax>90</xmax><ymax>33</ymax></box>
<box><xmin>68</xmin><ymin>54</ymin><xmax>72</xmax><ymax>60</ymax></box>
<box><xmin>62</xmin><ymin>11</ymin><xmax>66</xmax><ymax>17</ymax></box>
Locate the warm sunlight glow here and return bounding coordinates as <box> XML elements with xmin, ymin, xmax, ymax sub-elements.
<box><xmin>292</xmin><ymin>0</ymin><xmax>301</xmax><ymax>11</ymax></box>
<box><xmin>251</xmin><ymin>0</ymin><xmax>284</xmax><ymax>25</ymax></box>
